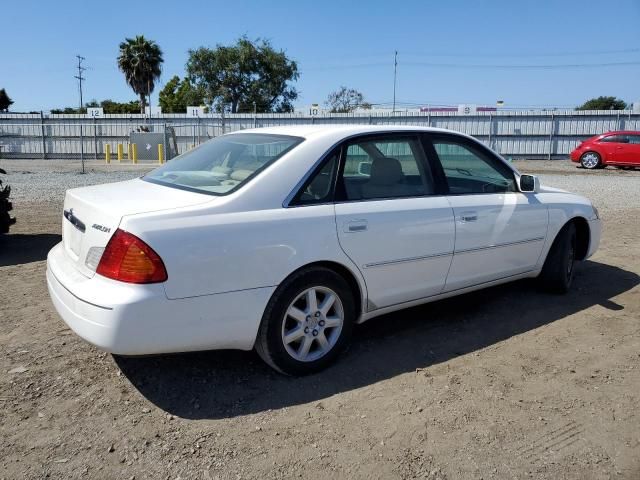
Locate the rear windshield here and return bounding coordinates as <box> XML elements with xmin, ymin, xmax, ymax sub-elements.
<box><xmin>143</xmin><ymin>133</ymin><xmax>303</xmax><ymax>195</ymax></box>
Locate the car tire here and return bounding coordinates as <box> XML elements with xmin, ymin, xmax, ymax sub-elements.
<box><xmin>538</xmin><ymin>222</ymin><xmax>577</xmax><ymax>294</ymax></box>
<box><xmin>580</xmin><ymin>152</ymin><xmax>601</xmax><ymax>169</ymax></box>
<box><xmin>255</xmin><ymin>266</ymin><xmax>356</xmax><ymax>375</ymax></box>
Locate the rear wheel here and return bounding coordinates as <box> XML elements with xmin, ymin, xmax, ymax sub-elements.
<box><xmin>538</xmin><ymin>222</ymin><xmax>577</xmax><ymax>294</ymax></box>
<box><xmin>580</xmin><ymin>152</ymin><xmax>601</xmax><ymax>169</ymax></box>
<box><xmin>255</xmin><ymin>267</ymin><xmax>355</xmax><ymax>375</ymax></box>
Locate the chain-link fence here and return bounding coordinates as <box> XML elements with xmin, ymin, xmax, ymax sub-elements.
<box><xmin>1</xmin><ymin>110</ymin><xmax>639</xmax><ymax>160</ymax></box>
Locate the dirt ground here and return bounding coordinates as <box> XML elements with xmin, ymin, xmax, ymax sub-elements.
<box><xmin>1</xmin><ymin>161</ymin><xmax>639</xmax><ymax>479</ymax></box>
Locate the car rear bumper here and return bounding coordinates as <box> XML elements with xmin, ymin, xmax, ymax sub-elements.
<box><xmin>46</xmin><ymin>242</ymin><xmax>274</xmax><ymax>355</ymax></box>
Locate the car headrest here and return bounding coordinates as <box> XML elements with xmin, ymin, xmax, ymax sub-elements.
<box><xmin>369</xmin><ymin>157</ymin><xmax>404</xmax><ymax>185</ymax></box>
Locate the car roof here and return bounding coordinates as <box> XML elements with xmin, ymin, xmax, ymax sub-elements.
<box><xmin>600</xmin><ymin>131</ymin><xmax>640</xmax><ymax>136</ymax></box>
<box><xmin>233</xmin><ymin>124</ymin><xmax>469</xmax><ymax>139</ymax></box>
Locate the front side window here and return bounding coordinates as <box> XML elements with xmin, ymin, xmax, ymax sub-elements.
<box><xmin>431</xmin><ymin>139</ymin><xmax>516</xmax><ymax>194</ymax></box>
<box><xmin>144</xmin><ymin>133</ymin><xmax>303</xmax><ymax>195</ymax></box>
<box><xmin>339</xmin><ymin>136</ymin><xmax>434</xmax><ymax>201</ymax></box>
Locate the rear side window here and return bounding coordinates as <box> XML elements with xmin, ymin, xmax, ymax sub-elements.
<box><xmin>627</xmin><ymin>135</ymin><xmax>640</xmax><ymax>144</ymax></box>
<box><xmin>599</xmin><ymin>135</ymin><xmax>628</xmax><ymax>143</ymax></box>
<box><xmin>431</xmin><ymin>139</ymin><xmax>516</xmax><ymax>194</ymax></box>
<box><xmin>339</xmin><ymin>136</ymin><xmax>435</xmax><ymax>201</ymax></box>
<box><xmin>144</xmin><ymin>133</ymin><xmax>303</xmax><ymax>195</ymax></box>
<box><xmin>290</xmin><ymin>150</ymin><xmax>340</xmax><ymax>206</ymax></box>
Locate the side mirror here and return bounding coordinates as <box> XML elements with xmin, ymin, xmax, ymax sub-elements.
<box><xmin>519</xmin><ymin>174</ymin><xmax>540</xmax><ymax>193</ymax></box>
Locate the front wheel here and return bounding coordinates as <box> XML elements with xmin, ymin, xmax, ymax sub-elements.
<box><xmin>580</xmin><ymin>152</ymin><xmax>601</xmax><ymax>169</ymax></box>
<box><xmin>255</xmin><ymin>267</ymin><xmax>355</xmax><ymax>375</ymax></box>
<box><xmin>538</xmin><ymin>222</ymin><xmax>577</xmax><ymax>294</ymax></box>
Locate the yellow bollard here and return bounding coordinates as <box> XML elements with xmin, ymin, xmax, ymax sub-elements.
<box><xmin>132</xmin><ymin>143</ymin><xmax>138</xmax><ymax>164</ymax></box>
<box><xmin>158</xmin><ymin>144</ymin><xmax>164</xmax><ymax>164</ymax></box>
<box><xmin>105</xmin><ymin>144</ymin><xmax>111</xmax><ymax>164</ymax></box>
<box><xmin>117</xmin><ymin>144</ymin><xmax>123</xmax><ymax>162</ymax></box>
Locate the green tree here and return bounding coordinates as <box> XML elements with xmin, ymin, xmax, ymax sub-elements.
<box><xmin>186</xmin><ymin>37</ymin><xmax>298</xmax><ymax>113</ymax></box>
<box><xmin>325</xmin><ymin>86</ymin><xmax>370</xmax><ymax>113</ymax></box>
<box><xmin>99</xmin><ymin>99</ymin><xmax>141</xmax><ymax>114</ymax></box>
<box><xmin>117</xmin><ymin>35</ymin><xmax>164</xmax><ymax>114</ymax></box>
<box><xmin>51</xmin><ymin>99</ymin><xmax>141</xmax><ymax>114</ymax></box>
<box><xmin>158</xmin><ymin>75</ymin><xmax>205</xmax><ymax>113</ymax></box>
<box><xmin>0</xmin><ymin>89</ymin><xmax>14</xmax><ymax>112</ymax></box>
<box><xmin>50</xmin><ymin>107</ymin><xmax>82</xmax><ymax>114</ymax></box>
<box><xmin>576</xmin><ymin>96</ymin><xmax>627</xmax><ymax>111</ymax></box>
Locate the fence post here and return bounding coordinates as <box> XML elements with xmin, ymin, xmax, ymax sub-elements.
<box><xmin>548</xmin><ymin>112</ymin><xmax>555</xmax><ymax>161</ymax></box>
<box><xmin>93</xmin><ymin>117</ymin><xmax>98</xmax><ymax>160</ymax></box>
<box><xmin>488</xmin><ymin>113</ymin><xmax>493</xmax><ymax>149</ymax></box>
<box><xmin>162</xmin><ymin>123</ymin><xmax>168</xmax><ymax>161</ymax></box>
<box><xmin>40</xmin><ymin>111</ymin><xmax>47</xmax><ymax>160</ymax></box>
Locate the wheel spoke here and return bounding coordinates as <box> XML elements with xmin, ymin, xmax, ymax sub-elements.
<box><xmin>306</xmin><ymin>289</ymin><xmax>318</xmax><ymax>313</ymax></box>
<box><xmin>316</xmin><ymin>331</ymin><xmax>329</xmax><ymax>350</ymax></box>
<box><xmin>297</xmin><ymin>336</ymin><xmax>313</xmax><ymax>358</ymax></box>
<box><xmin>318</xmin><ymin>293</ymin><xmax>336</xmax><ymax>316</ymax></box>
<box><xmin>283</xmin><ymin>327</ymin><xmax>304</xmax><ymax>344</ymax></box>
<box><xmin>324</xmin><ymin>316</ymin><xmax>342</xmax><ymax>328</ymax></box>
<box><xmin>287</xmin><ymin>306</ymin><xmax>307</xmax><ymax>323</ymax></box>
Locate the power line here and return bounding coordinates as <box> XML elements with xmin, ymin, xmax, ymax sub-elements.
<box><xmin>399</xmin><ymin>47</ymin><xmax>640</xmax><ymax>58</ymax></box>
<box><xmin>303</xmin><ymin>60</ymin><xmax>640</xmax><ymax>71</ymax></box>
<box><xmin>402</xmin><ymin>60</ymin><xmax>640</xmax><ymax>69</ymax></box>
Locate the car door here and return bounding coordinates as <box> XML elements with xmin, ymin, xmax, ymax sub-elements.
<box><xmin>332</xmin><ymin>134</ymin><xmax>455</xmax><ymax>310</ymax></box>
<box><xmin>425</xmin><ymin>134</ymin><xmax>549</xmax><ymax>292</ymax></box>
<box><xmin>595</xmin><ymin>135</ymin><xmax>627</xmax><ymax>163</ymax></box>
<box><xmin>617</xmin><ymin>134</ymin><xmax>640</xmax><ymax>165</ymax></box>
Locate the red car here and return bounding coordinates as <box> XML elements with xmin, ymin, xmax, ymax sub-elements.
<box><xmin>570</xmin><ymin>131</ymin><xmax>640</xmax><ymax>169</ymax></box>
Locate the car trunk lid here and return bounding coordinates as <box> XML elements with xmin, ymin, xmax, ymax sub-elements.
<box><xmin>62</xmin><ymin>178</ymin><xmax>211</xmax><ymax>278</ymax></box>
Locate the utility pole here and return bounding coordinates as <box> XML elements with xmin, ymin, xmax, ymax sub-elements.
<box><xmin>392</xmin><ymin>51</ymin><xmax>398</xmax><ymax>114</ymax></box>
<box><xmin>74</xmin><ymin>55</ymin><xmax>86</xmax><ymax>173</ymax></box>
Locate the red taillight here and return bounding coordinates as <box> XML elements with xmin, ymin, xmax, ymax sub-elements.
<box><xmin>96</xmin><ymin>229</ymin><xmax>167</xmax><ymax>284</ymax></box>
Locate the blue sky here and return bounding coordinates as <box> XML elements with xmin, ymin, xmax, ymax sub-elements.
<box><xmin>2</xmin><ymin>0</ymin><xmax>640</xmax><ymax>112</ymax></box>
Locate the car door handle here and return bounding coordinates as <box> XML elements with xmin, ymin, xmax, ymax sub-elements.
<box><xmin>459</xmin><ymin>211</ymin><xmax>478</xmax><ymax>222</ymax></box>
<box><xmin>346</xmin><ymin>220</ymin><xmax>368</xmax><ymax>232</ymax></box>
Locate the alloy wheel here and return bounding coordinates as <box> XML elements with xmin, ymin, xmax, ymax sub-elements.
<box><xmin>581</xmin><ymin>152</ymin><xmax>600</xmax><ymax>169</ymax></box>
<box><xmin>281</xmin><ymin>286</ymin><xmax>344</xmax><ymax>362</ymax></box>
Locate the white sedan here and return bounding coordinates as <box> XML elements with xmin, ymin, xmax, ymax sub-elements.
<box><xmin>47</xmin><ymin>126</ymin><xmax>601</xmax><ymax>375</ymax></box>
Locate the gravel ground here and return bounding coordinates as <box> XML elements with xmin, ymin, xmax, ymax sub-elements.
<box><xmin>0</xmin><ymin>158</ymin><xmax>639</xmax><ymax>479</ymax></box>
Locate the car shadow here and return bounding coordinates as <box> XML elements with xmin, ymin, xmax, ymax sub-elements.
<box><xmin>115</xmin><ymin>260</ymin><xmax>639</xmax><ymax>420</ymax></box>
<box><xmin>0</xmin><ymin>233</ymin><xmax>61</xmax><ymax>267</ymax></box>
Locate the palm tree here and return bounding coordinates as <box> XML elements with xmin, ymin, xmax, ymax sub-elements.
<box><xmin>117</xmin><ymin>36</ymin><xmax>164</xmax><ymax>114</ymax></box>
